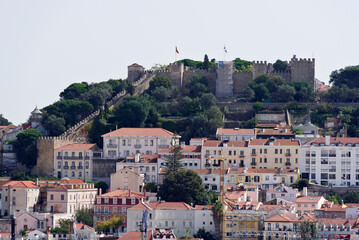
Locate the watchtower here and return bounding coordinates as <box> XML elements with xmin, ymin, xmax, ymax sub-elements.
<box><xmin>127</xmin><ymin>63</ymin><xmax>145</xmax><ymax>84</ymax></box>
<box><xmin>216</xmin><ymin>61</ymin><xmax>233</xmax><ymax>98</ymax></box>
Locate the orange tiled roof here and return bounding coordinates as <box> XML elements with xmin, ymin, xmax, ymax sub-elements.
<box><xmin>60</xmin><ymin>179</ymin><xmax>86</xmax><ymax>184</ymax></box>
<box><xmin>203</xmin><ymin>140</ymin><xmax>247</xmax><ymax>147</ymax></box>
<box><xmin>191</xmin><ymin>169</ymin><xmax>228</xmax><ymax>175</ymax></box>
<box><xmin>100</xmin><ymin>189</ymin><xmax>145</xmax><ymax>198</ymax></box>
<box><xmin>0</xmin><ymin>180</ymin><xmax>11</xmax><ymax>189</ymax></box>
<box><xmin>249</xmin><ymin>138</ymin><xmax>300</xmax><ymax>146</ymax></box>
<box><xmin>265</xmin><ymin>213</ymin><xmax>296</xmax><ymax>222</ymax></box>
<box><xmin>2</xmin><ymin>181</ymin><xmax>37</xmax><ymax>188</ymax></box>
<box><xmin>318</xmin><ymin>218</ymin><xmax>358</xmax><ymax>227</ymax></box>
<box><xmin>258</xmin><ymin>204</ymin><xmax>280</xmax><ymax>211</ymax></box>
<box><xmin>129</xmin><ymin>201</ymin><xmax>192</xmax><ymax>211</ymax></box>
<box><xmin>123</xmin><ymin>154</ymin><xmax>158</xmax><ymax>163</ymax></box>
<box><xmin>159</xmin><ymin>145</ymin><xmax>201</xmax><ymax>153</ymax></box>
<box><xmin>216</xmin><ymin>128</ymin><xmax>256</xmax><ymax>135</ymax></box>
<box><xmin>295</xmin><ymin>196</ymin><xmax>324</xmax><ymax>203</ymax></box>
<box><xmin>56</xmin><ymin>143</ymin><xmax>96</xmax><ymax>150</ymax></box>
<box><xmin>306</xmin><ymin>137</ymin><xmax>359</xmax><ymax>146</ymax></box>
<box><xmin>256</xmin><ymin>128</ymin><xmax>294</xmax><ymax>135</ymax></box>
<box><xmin>194</xmin><ymin>205</ymin><xmax>213</xmax><ymax>210</ymax></box>
<box><xmin>75</xmin><ymin>223</ymin><xmax>93</xmax><ymax>230</ymax></box>
<box><xmin>102</xmin><ymin>128</ymin><xmax>176</xmax><ymax>137</ymax></box>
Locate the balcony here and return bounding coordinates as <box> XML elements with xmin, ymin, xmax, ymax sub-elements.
<box><xmin>158</xmin><ymin>145</ymin><xmax>169</xmax><ymax>148</ymax></box>
<box><xmin>239</xmin><ymin>154</ymin><xmax>245</xmax><ymax>158</ymax></box>
<box><xmin>251</xmin><ymin>153</ymin><xmax>257</xmax><ymax>156</ymax></box>
<box><xmin>57</xmin><ymin>156</ymin><xmax>62</xmax><ymax>159</ymax></box>
<box><xmin>107</xmin><ymin>144</ymin><xmax>117</xmax><ymax>148</ymax></box>
<box><xmin>213</xmin><ymin>164</ymin><xmax>220</xmax><ymax>167</ymax></box>
<box><xmin>70</xmin><ymin>166</ymin><xmax>76</xmax><ymax>169</ymax></box>
<box><xmin>64</xmin><ymin>166</ymin><xmax>69</xmax><ymax>169</ymax></box>
<box><xmin>85</xmin><ymin>156</ymin><xmax>90</xmax><ymax>160</ymax></box>
<box><xmin>134</xmin><ymin>144</ymin><xmax>141</xmax><ymax>148</ymax></box>
<box><xmin>205</xmin><ymin>163</ymin><xmax>211</xmax><ymax>167</ymax></box>
<box><xmin>64</xmin><ymin>156</ymin><xmax>82</xmax><ymax>160</ymax></box>
<box><xmin>78</xmin><ymin>166</ymin><xmax>83</xmax><ymax>169</ymax></box>
<box><xmin>285</xmin><ymin>153</ymin><xmax>291</xmax><ymax>157</ymax></box>
<box><xmin>285</xmin><ymin>162</ymin><xmax>291</xmax><ymax>166</ymax></box>
<box><xmin>250</xmin><ymin>162</ymin><xmax>257</xmax><ymax>166</ymax></box>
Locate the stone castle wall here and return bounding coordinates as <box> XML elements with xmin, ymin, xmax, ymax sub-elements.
<box><xmin>32</xmin><ymin>137</ymin><xmax>73</xmax><ymax>177</ymax></box>
<box><xmin>290</xmin><ymin>58</ymin><xmax>315</xmax><ymax>86</ymax></box>
<box><xmin>233</xmin><ymin>71</ymin><xmax>252</xmax><ymax>94</ymax></box>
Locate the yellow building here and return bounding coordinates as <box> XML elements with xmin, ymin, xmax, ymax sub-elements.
<box><xmin>223</xmin><ymin>201</ymin><xmax>264</xmax><ymax>240</ymax></box>
<box><xmin>248</xmin><ymin>138</ymin><xmax>300</xmax><ymax>169</ymax></box>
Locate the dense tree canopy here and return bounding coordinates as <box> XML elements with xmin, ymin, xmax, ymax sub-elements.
<box><xmin>330</xmin><ymin>65</ymin><xmax>359</xmax><ymax>88</ymax></box>
<box><xmin>158</xmin><ymin>170</ymin><xmax>206</xmax><ymax>205</ymax></box>
<box><xmin>273</xmin><ymin>59</ymin><xmax>288</xmax><ymax>71</ymax></box>
<box><xmin>75</xmin><ymin>208</ymin><xmax>94</xmax><ymax>227</ymax></box>
<box><xmin>164</xmin><ymin>146</ymin><xmax>183</xmax><ymax>174</ymax></box>
<box><xmin>0</xmin><ymin>114</ymin><xmax>11</xmax><ymax>125</ymax></box>
<box><xmin>60</xmin><ymin>82</ymin><xmax>89</xmax><ymax>100</ymax></box>
<box><xmin>42</xmin><ymin>115</ymin><xmax>66</xmax><ymax>136</ymax></box>
<box><xmin>13</xmin><ymin>129</ymin><xmax>42</xmax><ymax>168</ymax></box>
<box><xmin>233</xmin><ymin>58</ymin><xmax>252</xmax><ymax>72</ymax></box>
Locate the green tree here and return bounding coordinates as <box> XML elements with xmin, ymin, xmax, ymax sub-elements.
<box><xmin>94</xmin><ymin>181</ymin><xmax>109</xmax><ymax>194</ymax></box>
<box><xmin>203</xmin><ymin>54</ymin><xmax>210</xmax><ymax>70</ymax></box>
<box><xmin>194</xmin><ymin>228</ymin><xmax>216</xmax><ymax>240</ymax></box>
<box><xmin>212</xmin><ymin>200</ymin><xmax>223</xmax><ymax>238</ymax></box>
<box><xmin>292</xmin><ymin>179</ymin><xmax>309</xmax><ymax>191</ymax></box>
<box><xmin>88</xmin><ymin>116</ymin><xmax>109</xmax><ymax>148</ymax></box>
<box><xmin>0</xmin><ymin>114</ymin><xmax>11</xmax><ymax>125</ymax></box>
<box><xmin>113</xmin><ymin>96</ymin><xmax>150</xmax><ymax>127</ymax></box>
<box><xmin>201</xmin><ymin>190</ymin><xmax>218</xmax><ymax>205</ymax></box>
<box><xmin>344</xmin><ymin>192</ymin><xmax>359</xmax><ymax>203</ymax></box>
<box><xmin>75</xmin><ymin>208</ymin><xmax>94</xmax><ymax>227</ymax></box>
<box><xmin>51</xmin><ymin>219</ymin><xmax>71</xmax><ymax>234</ymax></box>
<box><xmin>158</xmin><ymin>170</ymin><xmax>205</xmax><ymax>205</ymax></box>
<box><xmin>80</xmin><ymin>83</ymin><xmax>113</xmax><ymax>109</ymax></box>
<box><xmin>144</xmin><ymin>182</ymin><xmax>157</xmax><ymax>192</ymax></box>
<box><xmin>243</xmin><ymin>87</ymin><xmax>255</xmax><ymax>101</ymax></box>
<box><xmin>13</xmin><ymin>129</ymin><xmax>42</xmax><ymax>168</ymax></box>
<box><xmin>151</xmin><ymin>86</ymin><xmax>172</xmax><ymax>102</ymax></box>
<box><xmin>185</xmin><ymin>75</ymin><xmax>208</xmax><ymax>98</ymax></box>
<box><xmin>42</xmin><ymin>115</ymin><xmax>66</xmax><ymax>136</ymax></box>
<box><xmin>60</xmin><ymin>82</ymin><xmax>88</xmax><ymax>100</ymax></box>
<box><xmin>253</xmin><ymin>83</ymin><xmax>270</xmax><ymax>102</ymax></box>
<box><xmin>199</xmin><ymin>93</ymin><xmax>217</xmax><ymax>109</ymax></box>
<box><xmin>125</xmin><ymin>84</ymin><xmax>135</xmax><ymax>95</ymax></box>
<box><xmin>149</xmin><ymin>75</ymin><xmax>173</xmax><ymax>91</ymax></box>
<box><xmin>326</xmin><ymin>194</ymin><xmax>342</xmax><ymax>204</ymax></box>
<box><xmin>233</xmin><ymin>58</ymin><xmax>252</xmax><ymax>72</ymax></box>
<box><xmin>272</xmin><ymin>84</ymin><xmax>296</xmax><ymax>102</ymax></box>
<box><xmin>297</xmin><ymin>220</ymin><xmax>318</xmax><ymax>240</ymax></box>
<box><xmin>252</xmin><ymin>101</ymin><xmax>263</xmax><ymax>113</ymax></box>
<box><xmin>267</xmin><ymin>76</ymin><xmax>285</xmax><ymax>92</ymax></box>
<box><xmin>164</xmin><ymin>146</ymin><xmax>183</xmax><ymax>174</ymax></box>
<box><xmin>95</xmin><ymin>213</ymin><xmax>125</xmax><ymax>234</ymax></box>
<box><xmin>330</xmin><ymin>65</ymin><xmax>359</xmax><ymax>88</ymax></box>
<box><xmin>273</xmin><ymin>59</ymin><xmax>288</xmax><ymax>71</ymax></box>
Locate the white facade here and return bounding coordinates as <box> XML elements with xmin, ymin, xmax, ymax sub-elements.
<box><xmin>193</xmin><ymin>206</ymin><xmax>215</xmax><ymax>235</ymax></box>
<box><xmin>102</xmin><ymin>128</ymin><xmax>179</xmax><ymax>159</ymax></box>
<box><xmin>158</xmin><ymin>144</ymin><xmax>201</xmax><ymax>170</ymax></box>
<box><xmin>216</xmin><ymin>128</ymin><xmax>256</xmax><ymax>141</ymax></box>
<box><xmin>300</xmin><ymin>136</ymin><xmax>359</xmax><ymax>186</ymax></box>
<box><xmin>266</xmin><ymin>185</ymin><xmax>299</xmax><ymax>203</ymax></box>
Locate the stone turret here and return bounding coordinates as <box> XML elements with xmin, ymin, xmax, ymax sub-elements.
<box><xmin>127</xmin><ymin>63</ymin><xmax>145</xmax><ymax>83</ymax></box>
<box><xmin>29</xmin><ymin>106</ymin><xmax>43</xmax><ymax>128</ymax></box>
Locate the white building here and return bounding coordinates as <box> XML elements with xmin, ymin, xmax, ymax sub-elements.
<box><xmin>266</xmin><ymin>185</ymin><xmax>299</xmax><ymax>203</ymax></box>
<box><xmin>216</xmin><ymin>128</ymin><xmax>256</xmax><ymax>141</ymax></box>
<box><xmin>54</xmin><ymin>143</ymin><xmax>97</xmax><ymax>181</ymax></box>
<box><xmin>191</xmin><ymin>169</ymin><xmax>229</xmax><ymax>192</ymax></box>
<box><xmin>102</xmin><ymin>128</ymin><xmax>180</xmax><ymax>159</ymax></box>
<box><xmin>193</xmin><ymin>205</ymin><xmax>215</xmax><ymax>235</ymax></box>
<box><xmin>158</xmin><ymin>143</ymin><xmax>202</xmax><ymax>170</ymax></box>
<box><xmin>127</xmin><ymin>202</ymin><xmax>195</xmax><ymax>237</ymax></box>
<box><xmin>300</xmin><ymin>136</ymin><xmax>359</xmax><ymax>186</ymax></box>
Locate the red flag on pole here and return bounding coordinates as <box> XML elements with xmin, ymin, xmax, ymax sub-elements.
<box><xmin>176</xmin><ymin>46</ymin><xmax>179</xmax><ymax>54</ymax></box>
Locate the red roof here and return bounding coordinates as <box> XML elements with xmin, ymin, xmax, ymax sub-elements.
<box><xmin>159</xmin><ymin>145</ymin><xmax>201</xmax><ymax>153</ymax></box>
<box><xmin>203</xmin><ymin>140</ymin><xmax>247</xmax><ymax>147</ymax></box>
<box><xmin>0</xmin><ymin>233</ymin><xmax>11</xmax><ymax>238</ymax></box>
<box><xmin>123</xmin><ymin>154</ymin><xmax>158</xmax><ymax>163</ymax></box>
<box><xmin>306</xmin><ymin>137</ymin><xmax>359</xmax><ymax>146</ymax></box>
<box><xmin>191</xmin><ymin>169</ymin><xmax>228</xmax><ymax>175</ymax></box>
<box><xmin>102</xmin><ymin>128</ymin><xmax>176</xmax><ymax>137</ymax></box>
<box><xmin>129</xmin><ymin>201</ymin><xmax>192</xmax><ymax>211</ymax></box>
<box><xmin>60</xmin><ymin>179</ymin><xmax>86</xmax><ymax>184</ymax></box>
<box><xmin>75</xmin><ymin>223</ymin><xmax>93</xmax><ymax>230</ymax></box>
<box><xmin>249</xmin><ymin>138</ymin><xmax>300</xmax><ymax>146</ymax></box>
<box><xmin>56</xmin><ymin>143</ymin><xmax>96</xmax><ymax>150</ymax></box>
<box><xmin>2</xmin><ymin>181</ymin><xmax>38</xmax><ymax>188</ymax></box>
<box><xmin>194</xmin><ymin>205</ymin><xmax>213</xmax><ymax>210</ymax></box>
<box><xmin>100</xmin><ymin>189</ymin><xmax>145</xmax><ymax>198</ymax></box>
<box><xmin>295</xmin><ymin>196</ymin><xmax>324</xmax><ymax>203</ymax></box>
<box><xmin>216</xmin><ymin>128</ymin><xmax>256</xmax><ymax>135</ymax></box>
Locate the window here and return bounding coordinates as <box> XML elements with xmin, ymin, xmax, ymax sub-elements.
<box><xmin>152</xmin><ymin>166</ymin><xmax>155</xmax><ymax>172</ymax></box>
<box><xmin>122</xmin><ymin>140</ymin><xmax>126</xmax><ymax>146</ymax></box>
<box><xmin>275</xmin><ymin>158</ymin><xmax>278</xmax><ymax>163</ymax></box>
<box><xmin>128</xmin><ymin>140</ymin><xmax>131</xmax><ymax>146</ymax></box>
<box><xmin>131</xmin><ymin>198</ymin><xmax>135</xmax><ymax>204</ymax></box>
<box><xmin>150</xmin><ymin>140</ymin><xmax>154</xmax><ymax>146</ymax></box>
<box><xmin>61</xmin><ymin>195</ymin><xmax>64</xmax><ymax>200</ymax></box>
<box><xmin>113</xmin><ymin>198</ymin><xmax>117</xmax><ymax>204</ymax></box>
<box><xmin>71</xmin><ymin>171</ymin><xmax>75</xmax><ymax>177</ymax></box>
<box><xmin>105</xmin><ymin>198</ymin><xmax>109</xmax><ymax>203</ymax></box>
<box><xmin>58</xmin><ymin>161</ymin><xmax>61</xmax><ymax>169</ymax></box>
<box><xmin>229</xmin><ymin>150</ymin><xmax>232</xmax><ymax>156</ymax></box>
<box><xmin>85</xmin><ymin>162</ymin><xmax>89</xmax><ymax>169</ymax></box>
<box><xmin>50</xmin><ymin>194</ymin><xmax>54</xmax><ymax>200</ymax></box>
<box><xmin>79</xmin><ymin>172</ymin><xmax>82</xmax><ymax>177</ymax></box>
<box><xmin>264</xmin><ymin>149</ymin><xmax>267</xmax><ymax>154</ymax></box>
<box><xmin>125</xmin><ymin>177</ymin><xmax>128</xmax><ymax>183</ymax></box>
<box><xmin>145</xmin><ymin>140</ymin><xmax>148</xmax><ymax>146</ymax></box>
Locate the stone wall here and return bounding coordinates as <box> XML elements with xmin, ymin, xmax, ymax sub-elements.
<box><xmin>93</xmin><ymin>158</ymin><xmax>122</xmax><ymax>178</ymax></box>
<box><xmin>216</xmin><ymin>61</ymin><xmax>233</xmax><ymax>97</ymax></box>
<box><xmin>32</xmin><ymin>137</ymin><xmax>73</xmax><ymax>177</ymax></box>
<box><xmin>308</xmin><ymin>184</ymin><xmax>359</xmax><ymax>197</ymax></box>
<box><xmin>233</xmin><ymin>71</ymin><xmax>252</xmax><ymax>94</ymax></box>
<box><xmin>290</xmin><ymin>58</ymin><xmax>315</xmax><ymax>86</ymax></box>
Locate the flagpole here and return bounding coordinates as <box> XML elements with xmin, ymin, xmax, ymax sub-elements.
<box><xmin>223</xmin><ymin>45</ymin><xmax>226</xmax><ymax>62</ymax></box>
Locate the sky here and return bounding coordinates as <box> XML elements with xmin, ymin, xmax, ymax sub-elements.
<box><xmin>1</xmin><ymin>0</ymin><xmax>359</xmax><ymax>125</ymax></box>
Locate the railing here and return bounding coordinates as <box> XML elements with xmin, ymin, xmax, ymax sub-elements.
<box><xmin>57</xmin><ymin>156</ymin><xmax>62</xmax><ymax>159</ymax></box>
<box><xmin>85</xmin><ymin>156</ymin><xmax>90</xmax><ymax>160</ymax></box>
<box><xmin>285</xmin><ymin>153</ymin><xmax>291</xmax><ymax>156</ymax></box>
<box><xmin>251</xmin><ymin>162</ymin><xmax>257</xmax><ymax>166</ymax></box>
<box><xmin>205</xmin><ymin>163</ymin><xmax>211</xmax><ymax>167</ymax></box>
<box><xmin>64</xmin><ymin>166</ymin><xmax>69</xmax><ymax>169</ymax></box>
<box><xmin>64</xmin><ymin>156</ymin><xmax>82</xmax><ymax>160</ymax></box>
<box><xmin>78</xmin><ymin>166</ymin><xmax>83</xmax><ymax>169</ymax></box>
<box><xmin>239</xmin><ymin>154</ymin><xmax>245</xmax><ymax>157</ymax></box>
<box><xmin>70</xmin><ymin>166</ymin><xmax>76</xmax><ymax>169</ymax></box>
<box><xmin>285</xmin><ymin>162</ymin><xmax>291</xmax><ymax>166</ymax></box>
<box><xmin>134</xmin><ymin>144</ymin><xmax>141</xmax><ymax>148</ymax></box>
<box><xmin>251</xmin><ymin>153</ymin><xmax>257</xmax><ymax>156</ymax></box>
<box><xmin>213</xmin><ymin>164</ymin><xmax>220</xmax><ymax>167</ymax></box>
<box><xmin>107</xmin><ymin>144</ymin><xmax>118</xmax><ymax>148</ymax></box>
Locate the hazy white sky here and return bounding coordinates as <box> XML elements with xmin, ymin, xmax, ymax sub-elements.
<box><xmin>1</xmin><ymin>0</ymin><xmax>359</xmax><ymax>124</ymax></box>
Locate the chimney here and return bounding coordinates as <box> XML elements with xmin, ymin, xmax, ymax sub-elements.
<box><xmin>325</xmin><ymin>135</ymin><xmax>330</xmax><ymax>146</ymax></box>
<box><xmin>180</xmin><ymin>141</ymin><xmax>185</xmax><ymax>149</ymax></box>
<box><xmin>36</xmin><ymin>178</ymin><xmax>39</xmax><ymax>187</ymax></box>
<box><xmin>99</xmin><ymin>188</ymin><xmax>102</xmax><ymax>195</ymax></box>
<box><xmin>302</xmin><ymin>187</ymin><xmax>308</xmax><ymax>196</ymax></box>
<box><xmin>128</xmin><ymin>189</ymin><xmax>131</xmax><ymax>196</ymax></box>
<box><xmin>135</xmin><ymin>153</ymin><xmax>140</xmax><ymax>163</ymax></box>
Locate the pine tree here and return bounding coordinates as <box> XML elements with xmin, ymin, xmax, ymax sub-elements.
<box><xmin>203</xmin><ymin>54</ymin><xmax>209</xmax><ymax>70</ymax></box>
<box><xmin>164</xmin><ymin>145</ymin><xmax>183</xmax><ymax>174</ymax></box>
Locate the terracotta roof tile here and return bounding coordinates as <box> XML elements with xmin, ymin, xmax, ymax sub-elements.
<box><xmin>2</xmin><ymin>181</ymin><xmax>38</xmax><ymax>188</ymax></box>
<box><xmin>203</xmin><ymin>140</ymin><xmax>247</xmax><ymax>147</ymax></box>
<box><xmin>123</xmin><ymin>154</ymin><xmax>158</xmax><ymax>163</ymax></box>
<box><xmin>56</xmin><ymin>143</ymin><xmax>96</xmax><ymax>150</ymax></box>
<box><xmin>249</xmin><ymin>138</ymin><xmax>300</xmax><ymax>146</ymax></box>
<box><xmin>216</xmin><ymin>128</ymin><xmax>256</xmax><ymax>135</ymax></box>
<box><xmin>306</xmin><ymin>137</ymin><xmax>359</xmax><ymax>146</ymax></box>
<box><xmin>129</xmin><ymin>202</ymin><xmax>192</xmax><ymax>211</ymax></box>
<box><xmin>159</xmin><ymin>145</ymin><xmax>201</xmax><ymax>153</ymax></box>
<box><xmin>102</xmin><ymin>128</ymin><xmax>176</xmax><ymax>137</ymax></box>
<box><xmin>100</xmin><ymin>189</ymin><xmax>145</xmax><ymax>198</ymax></box>
<box><xmin>75</xmin><ymin>223</ymin><xmax>93</xmax><ymax>230</ymax></box>
<box><xmin>60</xmin><ymin>179</ymin><xmax>86</xmax><ymax>184</ymax></box>
<box><xmin>256</xmin><ymin>128</ymin><xmax>294</xmax><ymax>135</ymax></box>
<box><xmin>194</xmin><ymin>205</ymin><xmax>213</xmax><ymax>210</ymax></box>
<box><xmin>295</xmin><ymin>196</ymin><xmax>324</xmax><ymax>203</ymax></box>
<box><xmin>191</xmin><ymin>169</ymin><xmax>228</xmax><ymax>175</ymax></box>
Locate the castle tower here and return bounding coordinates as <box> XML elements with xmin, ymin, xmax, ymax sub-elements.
<box><xmin>29</xmin><ymin>106</ymin><xmax>43</xmax><ymax>128</ymax></box>
<box><xmin>252</xmin><ymin>61</ymin><xmax>269</xmax><ymax>80</ymax></box>
<box><xmin>289</xmin><ymin>56</ymin><xmax>315</xmax><ymax>87</ymax></box>
<box><xmin>127</xmin><ymin>63</ymin><xmax>145</xmax><ymax>83</ymax></box>
<box><xmin>216</xmin><ymin>61</ymin><xmax>233</xmax><ymax>98</ymax></box>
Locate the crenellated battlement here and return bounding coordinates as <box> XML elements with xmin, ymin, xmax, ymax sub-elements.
<box><xmin>291</xmin><ymin>57</ymin><xmax>315</xmax><ymax>63</ymax></box>
<box><xmin>252</xmin><ymin>61</ymin><xmax>268</xmax><ymax>65</ymax></box>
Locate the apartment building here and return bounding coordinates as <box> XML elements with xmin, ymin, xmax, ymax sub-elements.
<box><xmin>46</xmin><ymin>180</ymin><xmax>97</xmax><ymax>215</ymax></box>
<box><xmin>216</xmin><ymin>128</ymin><xmax>256</xmax><ymax>141</ymax></box>
<box><xmin>102</xmin><ymin>128</ymin><xmax>180</xmax><ymax>159</ymax></box>
<box><xmin>248</xmin><ymin>138</ymin><xmax>300</xmax><ymax>169</ymax></box>
<box><xmin>116</xmin><ymin>154</ymin><xmax>158</xmax><ymax>184</ymax></box>
<box><xmin>300</xmin><ymin>136</ymin><xmax>359</xmax><ymax>186</ymax></box>
<box><xmin>191</xmin><ymin>169</ymin><xmax>228</xmax><ymax>192</ymax></box>
<box><xmin>1</xmin><ymin>181</ymin><xmax>40</xmax><ymax>216</ymax></box>
<box><xmin>295</xmin><ymin>195</ymin><xmax>327</xmax><ymax>216</ymax></box>
<box><xmin>202</xmin><ymin>140</ymin><xmax>249</xmax><ymax>169</ymax></box>
<box><xmin>110</xmin><ymin>167</ymin><xmax>144</xmax><ymax>193</ymax></box>
<box><xmin>54</xmin><ymin>143</ymin><xmax>97</xmax><ymax>181</ymax></box>
<box><xmin>159</xmin><ymin>143</ymin><xmax>202</xmax><ymax>170</ymax></box>
<box><xmin>94</xmin><ymin>189</ymin><xmax>147</xmax><ymax>234</ymax></box>
<box><xmin>266</xmin><ymin>185</ymin><xmax>299</xmax><ymax>203</ymax></box>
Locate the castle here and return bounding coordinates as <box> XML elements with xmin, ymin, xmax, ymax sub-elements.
<box><xmin>128</xmin><ymin>55</ymin><xmax>315</xmax><ymax>98</ymax></box>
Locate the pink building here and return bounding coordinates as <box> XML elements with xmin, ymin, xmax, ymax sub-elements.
<box><xmin>94</xmin><ymin>189</ymin><xmax>148</xmax><ymax>234</ymax></box>
<box><xmin>295</xmin><ymin>195</ymin><xmax>327</xmax><ymax>215</ymax></box>
<box><xmin>14</xmin><ymin>211</ymin><xmax>52</xmax><ymax>234</ymax></box>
